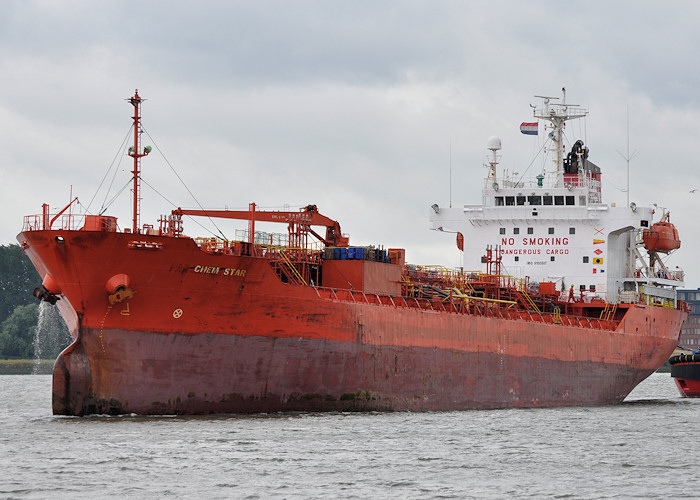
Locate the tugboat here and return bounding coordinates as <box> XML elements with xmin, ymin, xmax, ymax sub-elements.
<box><xmin>670</xmin><ymin>352</ymin><xmax>700</xmax><ymax>397</ymax></box>
<box><xmin>17</xmin><ymin>88</ymin><xmax>687</xmax><ymax>416</ymax></box>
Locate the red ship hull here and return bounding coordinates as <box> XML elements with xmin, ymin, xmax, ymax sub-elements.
<box><xmin>19</xmin><ymin>229</ymin><xmax>685</xmax><ymax>415</ymax></box>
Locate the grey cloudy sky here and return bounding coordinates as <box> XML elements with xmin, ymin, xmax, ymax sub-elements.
<box><xmin>2</xmin><ymin>1</ymin><xmax>700</xmax><ymax>285</ymax></box>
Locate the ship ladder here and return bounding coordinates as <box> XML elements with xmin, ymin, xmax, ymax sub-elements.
<box><xmin>278</xmin><ymin>249</ymin><xmax>308</xmax><ymax>286</ymax></box>
<box><xmin>514</xmin><ymin>288</ymin><xmax>541</xmax><ymax>314</ymax></box>
<box><xmin>607</xmin><ymin>303</ymin><xmax>617</xmax><ymax>321</ymax></box>
<box><xmin>599</xmin><ymin>302</ymin><xmax>617</xmax><ymax>321</ymax></box>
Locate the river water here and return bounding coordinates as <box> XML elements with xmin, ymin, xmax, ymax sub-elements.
<box><xmin>0</xmin><ymin>373</ymin><xmax>697</xmax><ymax>499</ymax></box>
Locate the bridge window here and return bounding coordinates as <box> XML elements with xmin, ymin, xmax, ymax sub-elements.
<box><xmin>543</xmin><ymin>195</ymin><xmax>553</xmax><ymax>205</ymax></box>
<box><xmin>516</xmin><ymin>196</ymin><xmax>526</xmax><ymax>205</ymax></box>
<box><xmin>495</xmin><ymin>196</ymin><xmax>504</xmax><ymax>206</ymax></box>
<box><xmin>565</xmin><ymin>196</ymin><xmax>575</xmax><ymax>205</ymax></box>
<box><xmin>555</xmin><ymin>196</ymin><xmax>565</xmax><ymax>205</ymax></box>
<box><xmin>528</xmin><ymin>195</ymin><xmax>542</xmax><ymax>205</ymax></box>
<box><xmin>505</xmin><ymin>196</ymin><xmax>515</xmax><ymax>205</ymax></box>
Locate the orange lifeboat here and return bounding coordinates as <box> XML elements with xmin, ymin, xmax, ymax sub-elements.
<box><xmin>642</xmin><ymin>222</ymin><xmax>681</xmax><ymax>253</ymax></box>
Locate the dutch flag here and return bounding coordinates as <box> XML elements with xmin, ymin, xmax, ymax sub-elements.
<box><xmin>520</xmin><ymin>122</ymin><xmax>538</xmax><ymax>135</ymax></box>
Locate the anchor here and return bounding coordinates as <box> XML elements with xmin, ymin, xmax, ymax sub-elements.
<box><xmin>33</xmin><ymin>286</ymin><xmax>60</xmax><ymax>305</ymax></box>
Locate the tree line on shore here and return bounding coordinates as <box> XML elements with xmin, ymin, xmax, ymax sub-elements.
<box><xmin>0</xmin><ymin>244</ymin><xmax>71</xmax><ymax>359</ymax></box>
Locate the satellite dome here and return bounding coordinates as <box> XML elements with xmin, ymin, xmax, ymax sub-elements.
<box><xmin>487</xmin><ymin>136</ymin><xmax>502</xmax><ymax>151</ymax></box>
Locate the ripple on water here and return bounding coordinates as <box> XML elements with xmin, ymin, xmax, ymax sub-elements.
<box><xmin>2</xmin><ymin>373</ymin><xmax>699</xmax><ymax>498</ymax></box>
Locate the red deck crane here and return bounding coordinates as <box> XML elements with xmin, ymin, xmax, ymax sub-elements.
<box><xmin>171</xmin><ymin>203</ymin><xmax>349</xmax><ymax>248</ymax></box>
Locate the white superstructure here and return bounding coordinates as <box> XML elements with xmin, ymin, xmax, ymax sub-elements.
<box><xmin>430</xmin><ymin>88</ymin><xmax>683</xmax><ymax>306</ymax></box>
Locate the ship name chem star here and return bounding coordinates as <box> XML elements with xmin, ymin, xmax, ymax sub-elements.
<box><xmin>192</xmin><ymin>265</ymin><xmax>247</xmax><ymax>277</ymax></box>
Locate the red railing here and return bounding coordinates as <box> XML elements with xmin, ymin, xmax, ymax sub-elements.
<box><xmin>22</xmin><ymin>213</ymin><xmax>85</xmax><ymax>232</ymax></box>
<box><xmin>313</xmin><ymin>286</ymin><xmax>619</xmax><ymax>331</ymax></box>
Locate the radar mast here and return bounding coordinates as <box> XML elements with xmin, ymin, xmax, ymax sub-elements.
<box><xmin>533</xmin><ymin>87</ymin><xmax>587</xmax><ymax>187</ymax></box>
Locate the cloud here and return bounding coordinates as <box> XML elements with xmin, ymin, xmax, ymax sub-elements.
<box><xmin>2</xmin><ymin>0</ymin><xmax>699</xmax><ymax>285</ymax></box>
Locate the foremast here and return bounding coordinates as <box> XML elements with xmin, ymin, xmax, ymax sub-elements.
<box><xmin>127</xmin><ymin>90</ymin><xmax>151</xmax><ymax>233</ymax></box>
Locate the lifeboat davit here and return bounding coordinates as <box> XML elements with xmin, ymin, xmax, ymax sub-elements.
<box><xmin>642</xmin><ymin>222</ymin><xmax>681</xmax><ymax>253</ymax></box>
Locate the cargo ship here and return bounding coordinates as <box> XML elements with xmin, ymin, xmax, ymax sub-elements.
<box><xmin>18</xmin><ymin>89</ymin><xmax>687</xmax><ymax>416</ymax></box>
<box><xmin>669</xmin><ymin>353</ymin><xmax>700</xmax><ymax>397</ymax></box>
